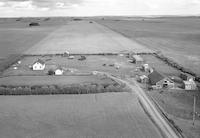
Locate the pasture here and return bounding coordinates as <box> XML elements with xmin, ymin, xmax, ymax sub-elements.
<box><xmin>97</xmin><ymin>17</ymin><xmax>200</xmax><ymax>75</ymax></box>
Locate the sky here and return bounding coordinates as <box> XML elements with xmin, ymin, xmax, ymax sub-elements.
<box><xmin>0</xmin><ymin>0</ymin><xmax>200</xmax><ymax>17</ymax></box>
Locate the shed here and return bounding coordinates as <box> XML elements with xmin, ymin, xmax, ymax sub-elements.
<box><xmin>132</xmin><ymin>55</ymin><xmax>144</xmax><ymax>64</ymax></box>
<box><xmin>183</xmin><ymin>80</ymin><xmax>196</xmax><ymax>90</ymax></box>
<box><xmin>32</xmin><ymin>59</ymin><xmax>45</xmax><ymax>70</ymax></box>
<box><xmin>55</xmin><ymin>67</ymin><xmax>64</xmax><ymax>75</ymax></box>
<box><xmin>63</xmin><ymin>51</ymin><xmax>70</xmax><ymax>57</ymax></box>
<box><xmin>142</xmin><ymin>64</ymin><xmax>151</xmax><ymax>73</ymax></box>
<box><xmin>139</xmin><ymin>75</ymin><xmax>149</xmax><ymax>83</ymax></box>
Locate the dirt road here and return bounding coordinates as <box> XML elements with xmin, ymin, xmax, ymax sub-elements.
<box><xmin>25</xmin><ymin>21</ymin><xmax>152</xmax><ymax>55</ymax></box>
<box><xmin>0</xmin><ymin>93</ymin><xmax>164</xmax><ymax>138</ymax></box>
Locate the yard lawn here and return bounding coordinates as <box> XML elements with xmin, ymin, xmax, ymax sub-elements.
<box><xmin>0</xmin><ymin>75</ymin><xmax>115</xmax><ymax>86</ymax></box>
<box><xmin>141</xmin><ymin>55</ymin><xmax>180</xmax><ymax>76</ymax></box>
<box><xmin>147</xmin><ymin>89</ymin><xmax>200</xmax><ymax>138</ymax></box>
<box><xmin>0</xmin><ymin>93</ymin><xmax>163</xmax><ymax>138</ymax></box>
<box><xmin>3</xmin><ymin>55</ymin><xmax>137</xmax><ymax>77</ymax></box>
<box><xmin>97</xmin><ymin>18</ymin><xmax>200</xmax><ymax>75</ymax></box>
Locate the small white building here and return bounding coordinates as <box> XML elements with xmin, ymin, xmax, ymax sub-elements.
<box><xmin>142</xmin><ymin>64</ymin><xmax>151</xmax><ymax>73</ymax></box>
<box><xmin>63</xmin><ymin>51</ymin><xmax>70</xmax><ymax>57</ymax></box>
<box><xmin>132</xmin><ymin>55</ymin><xmax>144</xmax><ymax>65</ymax></box>
<box><xmin>183</xmin><ymin>80</ymin><xmax>197</xmax><ymax>90</ymax></box>
<box><xmin>55</xmin><ymin>68</ymin><xmax>64</xmax><ymax>75</ymax></box>
<box><xmin>32</xmin><ymin>59</ymin><xmax>45</xmax><ymax>70</ymax></box>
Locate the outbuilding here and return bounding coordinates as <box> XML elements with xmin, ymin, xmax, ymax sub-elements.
<box><xmin>148</xmin><ymin>70</ymin><xmax>174</xmax><ymax>89</ymax></box>
<box><xmin>139</xmin><ymin>75</ymin><xmax>149</xmax><ymax>83</ymax></box>
<box><xmin>32</xmin><ymin>59</ymin><xmax>45</xmax><ymax>70</ymax></box>
<box><xmin>63</xmin><ymin>51</ymin><xmax>70</xmax><ymax>57</ymax></box>
<box><xmin>131</xmin><ymin>55</ymin><xmax>144</xmax><ymax>65</ymax></box>
<box><xmin>183</xmin><ymin>80</ymin><xmax>197</xmax><ymax>90</ymax></box>
<box><xmin>54</xmin><ymin>68</ymin><xmax>64</xmax><ymax>75</ymax></box>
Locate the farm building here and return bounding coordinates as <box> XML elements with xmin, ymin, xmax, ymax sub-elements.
<box><xmin>148</xmin><ymin>70</ymin><xmax>174</xmax><ymax>89</ymax></box>
<box><xmin>142</xmin><ymin>64</ymin><xmax>153</xmax><ymax>73</ymax></box>
<box><xmin>180</xmin><ymin>72</ymin><xmax>194</xmax><ymax>81</ymax></box>
<box><xmin>55</xmin><ymin>68</ymin><xmax>64</xmax><ymax>75</ymax></box>
<box><xmin>183</xmin><ymin>80</ymin><xmax>197</xmax><ymax>90</ymax></box>
<box><xmin>139</xmin><ymin>75</ymin><xmax>149</xmax><ymax>83</ymax></box>
<box><xmin>63</xmin><ymin>51</ymin><xmax>70</xmax><ymax>57</ymax></box>
<box><xmin>32</xmin><ymin>59</ymin><xmax>45</xmax><ymax>70</ymax></box>
<box><xmin>131</xmin><ymin>55</ymin><xmax>144</xmax><ymax>65</ymax></box>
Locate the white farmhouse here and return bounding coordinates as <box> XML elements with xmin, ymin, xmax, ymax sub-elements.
<box><xmin>55</xmin><ymin>68</ymin><xmax>64</xmax><ymax>75</ymax></box>
<box><xmin>32</xmin><ymin>59</ymin><xmax>45</xmax><ymax>70</ymax></box>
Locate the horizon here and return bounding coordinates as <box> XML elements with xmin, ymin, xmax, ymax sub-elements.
<box><xmin>0</xmin><ymin>0</ymin><xmax>200</xmax><ymax>17</ymax></box>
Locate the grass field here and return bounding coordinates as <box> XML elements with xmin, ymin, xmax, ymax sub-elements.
<box><xmin>97</xmin><ymin>17</ymin><xmax>200</xmax><ymax>75</ymax></box>
<box><xmin>147</xmin><ymin>89</ymin><xmax>200</xmax><ymax>138</ymax></box>
<box><xmin>0</xmin><ymin>93</ymin><xmax>163</xmax><ymax>138</ymax></box>
<box><xmin>2</xmin><ymin>55</ymin><xmax>136</xmax><ymax>77</ymax></box>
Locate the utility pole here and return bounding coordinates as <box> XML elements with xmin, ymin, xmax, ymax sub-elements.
<box><xmin>192</xmin><ymin>95</ymin><xmax>196</xmax><ymax>126</ymax></box>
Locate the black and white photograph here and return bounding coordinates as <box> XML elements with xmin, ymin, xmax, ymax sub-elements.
<box><xmin>0</xmin><ymin>0</ymin><xmax>199</xmax><ymax>138</ymax></box>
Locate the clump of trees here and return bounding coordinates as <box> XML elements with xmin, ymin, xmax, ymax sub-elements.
<box><xmin>0</xmin><ymin>82</ymin><xmax>130</xmax><ymax>95</ymax></box>
<box><xmin>29</xmin><ymin>22</ymin><xmax>40</xmax><ymax>27</ymax></box>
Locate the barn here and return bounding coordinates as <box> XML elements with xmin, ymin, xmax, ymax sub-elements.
<box><xmin>32</xmin><ymin>59</ymin><xmax>45</xmax><ymax>70</ymax></box>
<box><xmin>148</xmin><ymin>70</ymin><xmax>174</xmax><ymax>89</ymax></box>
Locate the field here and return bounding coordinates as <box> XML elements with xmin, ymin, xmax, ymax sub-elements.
<box><xmin>97</xmin><ymin>17</ymin><xmax>200</xmax><ymax>75</ymax></box>
<box><xmin>0</xmin><ymin>17</ymin><xmax>200</xmax><ymax>137</ymax></box>
<box><xmin>147</xmin><ymin>89</ymin><xmax>200</xmax><ymax>138</ymax></box>
<box><xmin>0</xmin><ymin>93</ymin><xmax>163</xmax><ymax>138</ymax></box>
<box><xmin>24</xmin><ymin>21</ymin><xmax>152</xmax><ymax>55</ymax></box>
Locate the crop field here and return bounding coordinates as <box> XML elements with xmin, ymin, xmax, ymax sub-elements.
<box><xmin>0</xmin><ymin>93</ymin><xmax>163</xmax><ymax>138</ymax></box>
<box><xmin>25</xmin><ymin>21</ymin><xmax>152</xmax><ymax>55</ymax></box>
<box><xmin>97</xmin><ymin>17</ymin><xmax>200</xmax><ymax>75</ymax></box>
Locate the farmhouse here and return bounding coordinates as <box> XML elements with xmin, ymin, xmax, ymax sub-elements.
<box><xmin>183</xmin><ymin>80</ymin><xmax>197</xmax><ymax>90</ymax></box>
<box><xmin>32</xmin><ymin>59</ymin><xmax>45</xmax><ymax>70</ymax></box>
<box><xmin>55</xmin><ymin>68</ymin><xmax>64</xmax><ymax>75</ymax></box>
<box><xmin>131</xmin><ymin>55</ymin><xmax>144</xmax><ymax>65</ymax></box>
<box><xmin>148</xmin><ymin>70</ymin><xmax>174</xmax><ymax>89</ymax></box>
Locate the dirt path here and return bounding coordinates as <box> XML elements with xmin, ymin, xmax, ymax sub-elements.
<box><xmin>24</xmin><ymin>21</ymin><xmax>153</xmax><ymax>55</ymax></box>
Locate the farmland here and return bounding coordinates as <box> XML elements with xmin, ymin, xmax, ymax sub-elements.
<box><xmin>0</xmin><ymin>93</ymin><xmax>163</xmax><ymax>138</ymax></box>
<box><xmin>0</xmin><ymin>17</ymin><xmax>200</xmax><ymax>138</ymax></box>
<box><xmin>97</xmin><ymin>17</ymin><xmax>200</xmax><ymax>75</ymax></box>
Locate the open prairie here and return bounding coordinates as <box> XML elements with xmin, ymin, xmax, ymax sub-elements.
<box><xmin>0</xmin><ymin>93</ymin><xmax>163</xmax><ymax>138</ymax></box>
<box><xmin>25</xmin><ymin>21</ymin><xmax>152</xmax><ymax>55</ymax></box>
<box><xmin>97</xmin><ymin>17</ymin><xmax>200</xmax><ymax>75</ymax></box>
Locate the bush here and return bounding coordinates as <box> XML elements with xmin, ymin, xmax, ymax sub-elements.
<box><xmin>48</xmin><ymin>69</ymin><xmax>54</xmax><ymax>75</ymax></box>
<box><xmin>29</xmin><ymin>22</ymin><xmax>40</xmax><ymax>27</ymax></box>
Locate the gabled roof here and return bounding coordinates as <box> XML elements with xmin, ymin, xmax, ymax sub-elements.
<box><xmin>33</xmin><ymin>59</ymin><xmax>45</xmax><ymax>65</ymax></box>
<box><xmin>148</xmin><ymin>70</ymin><xmax>165</xmax><ymax>85</ymax></box>
<box><xmin>132</xmin><ymin>55</ymin><xmax>144</xmax><ymax>61</ymax></box>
